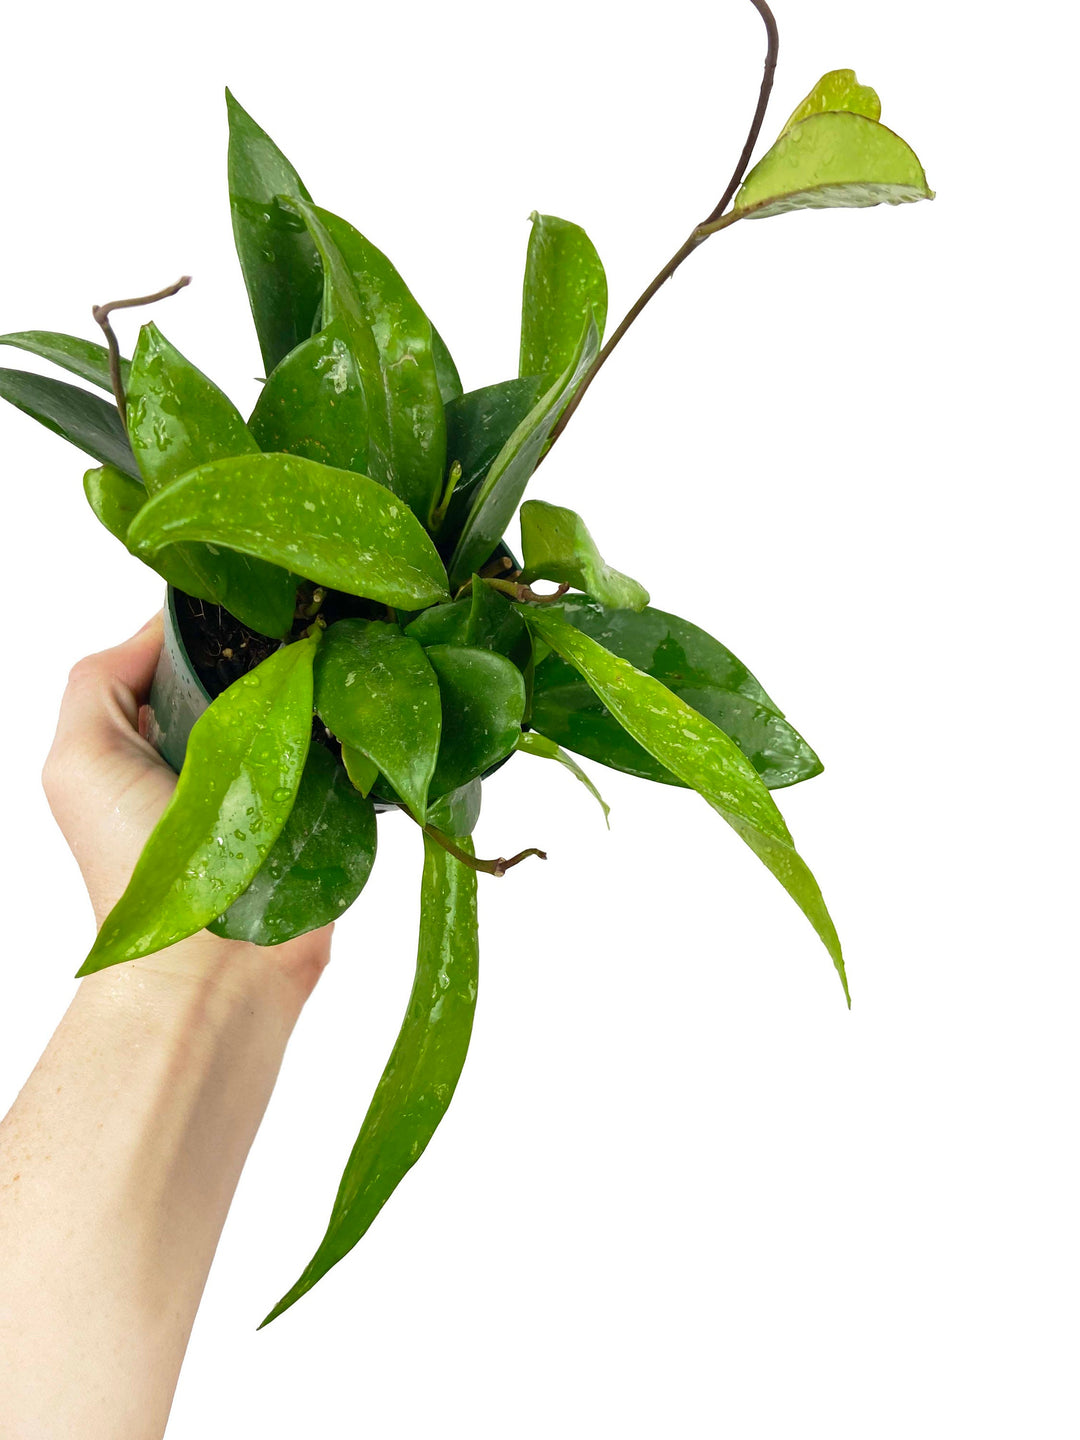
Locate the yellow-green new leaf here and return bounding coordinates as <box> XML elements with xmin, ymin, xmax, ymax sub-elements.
<box><xmin>519</xmin><ymin>499</ymin><xmax>649</xmax><ymax>612</ymax></box>
<box><xmin>77</xmin><ymin>635</ymin><xmax>319</xmax><ymax>976</ymax></box>
<box><xmin>520</xmin><ymin>606</ymin><xmax>848</xmax><ymax>1002</ymax></box>
<box><xmin>516</xmin><ymin>730</ymin><xmax>609</xmax><ymax>826</ymax></box>
<box><xmin>734</xmin><ymin>111</ymin><xmax>932</xmax><ymax>220</ymax></box>
<box><xmin>779</xmin><ymin>68</ymin><xmax>881</xmax><ymax>136</ymax></box>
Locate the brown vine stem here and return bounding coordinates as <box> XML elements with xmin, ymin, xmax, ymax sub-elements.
<box><xmin>542</xmin><ymin>0</ymin><xmax>779</xmax><ymax>460</ymax></box>
<box><xmin>91</xmin><ymin>275</ymin><xmax>192</xmax><ymax>427</ymax></box>
<box><xmin>406</xmin><ymin>812</ymin><xmax>547</xmax><ymax>877</ymax></box>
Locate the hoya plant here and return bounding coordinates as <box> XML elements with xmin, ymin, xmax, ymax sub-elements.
<box><xmin>0</xmin><ymin>1</ymin><xmax>930</xmax><ymax>1326</ymax></box>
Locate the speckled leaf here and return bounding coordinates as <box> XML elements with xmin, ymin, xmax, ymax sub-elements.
<box><xmin>82</xmin><ymin>464</ymin><xmax>214</xmax><ymax>600</ymax></box>
<box><xmin>425</xmin><ymin>777</ymin><xmax>481</xmax><ymax>836</ymax></box>
<box><xmin>314</xmin><ymin>619</ymin><xmax>441</xmax><ymax>820</ymax></box>
<box><xmin>425</xmin><ymin>644</ymin><xmax>525</xmax><ymax>799</ymax></box>
<box><xmin>519</xmin><ymin>500</ymin><xmax>649</xmax><ymax>612</ymax></box>
<box><xmin>0</xmin><ymin>330</ymin><xmax>129</xmax><ymax>393</ymax></box>
<box><xmin>516</xmin><ymin>730</ymin><xmax>609</xmax><ymax>826</ymax></box>
<box><xmin>779</xmin><ymin>69</ymin><xmax>881</xmax><ymax>135</ymax></box>
<box><xmin>126</xmin><ymin>324</ymin><xmax>298</xmax><ymax>637</ymax></box>
<box><xmin>0</xmin><ymin>368</ymin><xmax>137</xmax><ymax>477</ymax></box>
<box><xmin>519</xmin><ymin>212</ymin><xmax>607</xmax><ymax>381</ymax></box>
<box><xmin>210</xmin><ymin>743</ymin><xmax>376</xmax><ymax>944</ymax></box>
<box><xmin>294</xmin><ymin>201</ymin><xmax>446</xmax><ymax>522</ymax></box>
<box><xmin>127</xmin><ymin>452</ymin><xmax>450</xmax><ymax>610</ymax></box>
<box><xmin>530</xmin><ymin>599</ymin><xmax>822</xmax><ymax>791</ymax></box>
<box><xmin>77</xmin><ymin>635</ymin><xmax>319</xmax><ymax>976</ymax></box>
<box><xmin>226</xmin><ymin>90</ymin><xmax>322</xmax><ymax>374</ymax></box>
<box><xmin>261</xmin><ymin>828</ymin><xmax>478</xmax><ymax>1326</ymax></box>
<box><xmin>734</xmin><ymin>111</ymin><xmax>933</xmax><ymax>220</ymax></box>
<box><xmin>249</xmin><ymin>317</ymin><xmax>371</xmax><ymax>473</ymax></box>
<box><xmin>437</xmin><ymin>377</ymin><xmax>543</xmax><ymax>551</ymax></box>
<box><xmin>521</xmin><ymin>606</ymin><xmax>847</xmax><ymax>1002</ymax></box>
<box><xmin>448</xmin><ymin>318</ymin><xmax>600</xmax><ymax>588</ymax></box>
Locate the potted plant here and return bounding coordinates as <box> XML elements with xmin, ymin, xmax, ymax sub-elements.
<box><xmin>0</xmin><ymin>0</ymin><xmax>931</xmax><ymax>1326</ymax></box>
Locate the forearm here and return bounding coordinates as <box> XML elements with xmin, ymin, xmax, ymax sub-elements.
<box><xmin>0</xmin><ymin>943</ymin><xmax>309</xmax><ymax>1440</ymax></box>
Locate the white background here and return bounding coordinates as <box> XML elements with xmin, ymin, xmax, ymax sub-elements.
<box><xmin>0</xmin><ymin>0</ymin><xmax>1076</xmax><ymax>1435</ymax></box>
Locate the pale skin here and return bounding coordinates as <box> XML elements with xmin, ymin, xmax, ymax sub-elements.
<box><xmin>0</xmin><ymin>613</ymin><xmax>332</xmax><ymax>1439</ymax></box>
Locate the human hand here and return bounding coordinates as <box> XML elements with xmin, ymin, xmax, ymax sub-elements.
<box><xmin>41</xmin><ymin>613</ymin><xmax>332</xmax><ymax>1006</ymax></box>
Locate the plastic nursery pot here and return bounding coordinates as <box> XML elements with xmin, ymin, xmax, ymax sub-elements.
<box><xmin>145</xmin><ymin>587</ymin><xmax>212</xmax><ymax>774</ymax></box>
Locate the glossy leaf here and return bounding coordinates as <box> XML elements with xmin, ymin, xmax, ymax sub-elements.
<box><xmin>126</xmin><ymin>324</ymin><xmax>298</xmax><ymax>637</ymax></box>
<box><xmin>341</xmin><ymin>744</ymin><xmax>379</xmax><ymax>798</ymax></box>
<box><xmin>517</xmin><ymin>730</ymin><xmax>609</xmax><ymax>826</ymax></box>
<box><xmin>226</xmin><ymin>90</ymin><xmax>322</xmax><ymax>374</ymax></box>
<box><xmin>519</xmin><ymin>212</ymin><xmax>608</xmax><ymax>381</ymax></box>
<box><xmin>521</xmin><ymin>606</ymin><xmax>847</xmax><ymax>1001</ymax></box>
<box><xmin>431</xmin><ymin>327</ymin><xmax>463</xmax><ymax>405</ymax></box>
<box><xmin>261</xmin><ymin>828</ymin><xmax>479</xmax><ymax>1326</ymax></box>
<box><xmin>779</xmin><ymin>68</ymin><xmax>881</xmax><ymax>135</ymax></box>
<box><xmin>425</xmin><ymin>644</ymin><xmax>525</xmax><ymax>798</ymax></box>
<box><xmin>519</xmin><ymin>500</ymin><xmax>649</xmax><ymax>612</ymax></box>
<box><xmin>425</xmin><ymin>777</ymin><xmax>481</xmax><ymax>836</ymax></box>
<box><xmin>0</xmin><ymin>330</ymin><xmax>129</xmax><ymax>393</ymax></box>
<box><xmin>82</xmin><ymin>464</ymin><xmax>214</xmax><ymax>600</ymax></box>
<box><xmin>530</xmin><ymin>599</ymin><xmax>822</xmax><ymax>791</ymax></box>
<box><xmin>210</xmin><ymin>743</ymin><xmax>376</xmax><ymax>944</ymax></box>
<box><xmin>448</xmin><ymin>317</ymin><xmax>600</xmax><ymax>588</ymax></box>
<box><xmin>314</xmin><ymin>619</ymin><xmax>441</xmax><ymax>820</ymax></box>
<box><xmin>77</xmin><ymin>636</ymin><xmax>319</xmax><ymax>976</ymax></box>
<box><xmin>734</xmin><ymin>111</ymin><xmax>933</xmax><ymax>220</ymax></box>
<box><xmin>438</xmin><ymin>377</ymin><xmax>544</xmax><ymax>548</ymax></box>
<box><xmin>128</xmin><ymin>452</ymin><xmax>450</xmax><ymax>610</ymax></box>
<box><xmin>295</xmin><ymin>201</ymin><xmax>446</xmax><ymax>521</ymax></box>
<box><xmin>0</xmin><ymin>368</ymin><xmax>137</xmax><ymax>477</ymax></box>
<box><xmin>465</xmin><ymin>579</ymin><xmax>531</xmax><ymax>666</ymax></box>
<box><xmin>403</xmin><ymin>599</ymin><xmax>471</xmax><ymax>648</ymax></box>
<box><xmin>249</xmin><ymin>317</ymin><xmax>371</xmax><ymax>473</ymax></box>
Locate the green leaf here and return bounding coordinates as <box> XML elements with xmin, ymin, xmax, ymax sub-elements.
<box><xmin>127</xmin><ymin>452</ymin><xmax>450</xmax><ymax>610</ymax></box>
<box><xmin>520</xmin><ymin>606</ymin><xmax>847</xmax><ymax>1002</ymax></box>
<box><xmin>448</xmin><ymin>317</ymin><xmax>600</xmax><ymax>588</ymax></box>
<box><xmin>293</xmin><ymin>201</ymin><xmax>446</xmax><ymax>522</ymax></box>
<box><xmin>779</xmin><ymin>68</ymin><xmax>881</xmax><ymax>136</ymax></box>
<box><xmin>425</xmin><ymin>777</ymin><xmax>481</xmax><ymax>836</ymax></box>
<box><xmin>519</xmin><ymin>500</ymin><xmax>649</xmax><ymax>611</ymax></box>
<box><xmin>431</xmin><ymin>326</ymin><xmax>463</xmax><ymax>405</ymax></box>
<box><xmin>425</xmin><ymin>644</ymin><xmax>525</xmax><ymax>799</ymax></box>
<box><xmin>226</xmin><ymin>90</ymin><xmax>322</xmax><ymax>374</ymax></box>
<box><xmin>734</xmin><ymin>111</ymin><xmax>933</xmax><ymax>220</ymax></box>
<box><xmin>77</xmin><ymin>635</ymin><xmax>319</xmax><ymax>976</ymax></box>
<box><xmin>519</xmin><ymin>211</ymin><xmax>608</xmax><ymax>381</ymax></box>
<box><xmin>403</xmin><ymin>599</ymin><xmax>471</xmax><ymax>647</ymax></box>
<box><xmin>438</xmin><ymin>377</ymin><xmax>544</xmax><ymax>550</ymax></box>
<box><xmin>82</xmin><ymin>464</ymin><xmax>214</xmax><ymax>599</ymax></box>
<box><xmin>261</xmin><ymin>828</ymin><xmax>479</xmax><ymax>1326</ymax></box>
<box><xmin>126</xmin><ymin>324</ymin><xmax>298</xmax><ymax>636</ymax></box>
<box><xmin>0</xmin><ymin>368</ymin><xmax>138</xmax><ymax>478</ymax></box>
<box><xmin>516</xmin><ymin>730</ymin><xmax>609</xmax><ymax>826</ymax></box>
<box><xmin>530</xmin><ymin>599</ymin><xmax>822</xmax><ymax>791</ymax></box>
<box><xmin>341</xmin><ymin>744</ymin><xmax>380</xmax><ymax>798</ymax></box>
<box><xmin>249</xmin><ymin>317</ymin><xmax>371</xmax><ymax>473</ymax></box>
<box><xmin>314</xmin><ymin>619</ymin><xmax>441</xmax><ymax>820</ymax></box>
<box><xmin>0</xmin><ymin>330</ymin><xmax>129</xmax><ymax>393</ymax></box>
<box><xmin>209</xmin><ymin>743</ymin><xmax>376</xmax><ymax>944</ymax></box>
<box><xmin>464</xmin><ymin>579</ymin><xmax>531</xmax><ymax>666</ymax></box>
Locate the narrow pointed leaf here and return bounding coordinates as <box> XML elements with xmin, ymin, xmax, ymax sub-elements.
<box><xmin>249</xmin><ymin>317</ymin><xmax>371</xmax><ymax>473</ymax></box>
<box><xmin>520</xmin><ymin>606</ymin><xmax>847</xmax><ymax>1001</ymax></box>
<box><xmin>517</xmin><ymin>730</ymin><xmax>609</xmax><ymax>826</ymax></box>
<box><xmin>294</xmin><ymin>201</ymin><xmax>446</xmax><ymax>521</ymax></box>
<box><xmin>210</xmin><ymin>743</ymin><xmax>376</xmax><ymax>944</ymax></box>
<box><xmin>261</xmin><ymin>828</ymin><xmax>478</xmax><ymax>1326</ymax></box>
<box><xmin>128</xmin><ymin>452</ymin><xmax>450</xmax><ymax>610</ymax></box>
<box><xmin>226</xmin><ymin>90</ymin><xmax>322</xmax><ymax>374</ymax></box>
<box><xmin>431</xmin><ymin>326</ymin><xmax>463</xmax><ymax>405</ymax></box>
<box><xmin>0</xmin><ymin>331</ymin><xmax>129</xmax><ymax>393</ymax></box>
<box><xmin>341</xmin><ymin>744</ymin><xmax>380</xmax><ymax>798</ymax></box>
<box><xmin>126</xmin><ymin>324</ymin><xmax>298</xmax><ymax>636</ymax></box>
<box><xmin>519</xmin><ymin>500</ymin><xmax>649</xmax><ymax>612</ymax></box>
<box><xmin>425</xmin><ymin>644</ymin><xmax>525</xmax><ymax>799</ymax></box>
<box><xmin>734</xmin><ymin>112</ymin><xmax>933</xmax><ymax>220</ymax></box>
<box><xmin>77</xmin><ymin>635</ymin><xmax>319</xmax><ymax>976</ymax></box>
<box><xmin>0</xmin><ymin>367</ymin><xmax>137</xmax><ymax>477</ymax></box>
<box><xmin>314</xmin><ymin>619</ymin><xmax>441</xmax><ymax>820</ymax></box>
<box><xmin>438</xmin><ymin>377</ymin><xmax>544</xmax><ymax>550</ymax></box>
<box><xmin>779</xmin><ymin>68</ymin><xmax>881</xmax><ymax>136</ymax></box>
<box><xmin>448</xmin><ymin>317</ymin><xmax>600</xmax><ymax>588</ymax></box>
<box><xmin>519</xmin><ymin>211</ymin><xmax>608</xmax><ymax>381</ymax></box>
<box><xmin>530</xmin><ymin>599</ymin><xmax>822</xmax><ymax>791</ymax></box>
<box><xmin>83</xmin><ymin>464</ymin><xmax>215</xmax><ymax>600</ymax></box>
